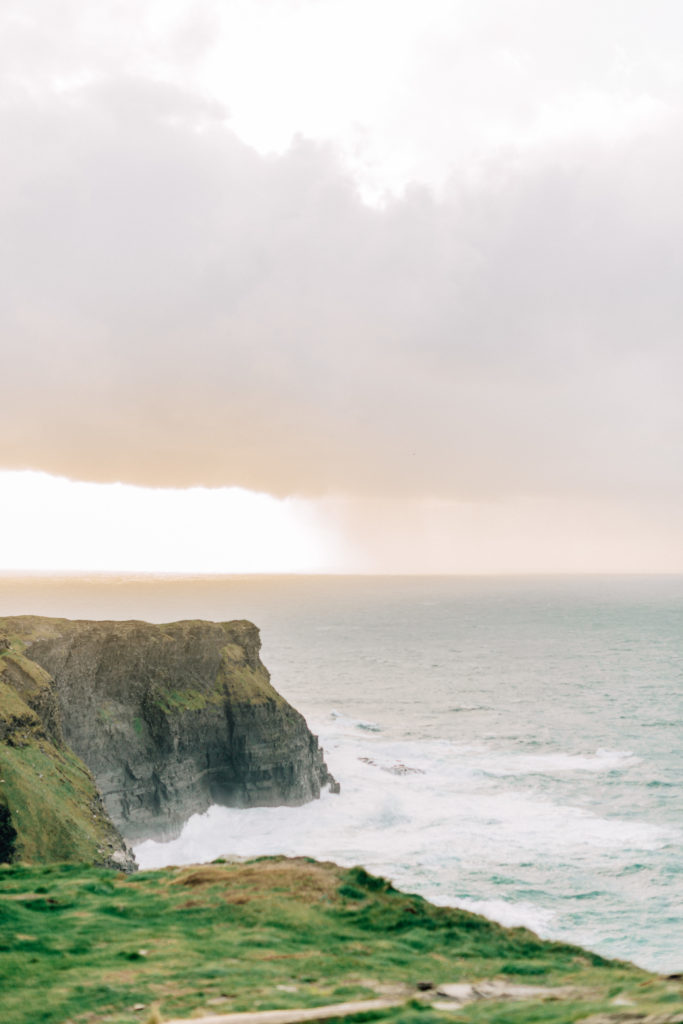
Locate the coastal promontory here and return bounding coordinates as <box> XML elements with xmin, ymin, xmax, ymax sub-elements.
<box><xmin>0</xmin><ymin>616</ymin><xmax>335</xmax><ymax>858</ymax></box>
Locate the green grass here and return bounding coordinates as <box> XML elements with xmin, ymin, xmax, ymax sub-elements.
<box><xmin>152</xmin><ymin>687</ymin><xmax>222</xmax><ymax>713</ymax></box>
<box><xmin>0</xmin><ymin>857</ymin><xmax>679</xmax><ymax>1024</ymax></box>
<box><xmin>0</xmin><ymin>736</ymin><xmax>122</xmax><ymax>866</ymax></box>
<box><xmin>150</xmin><ymin>646</ymin><xmax>282</xmax><ymax>715</ymax></box>
<box><xmin>216</xmin><ymin>652</ymin><xmax>287</xmax><ymax>707</ymax></box>
<box><xmin>0</xmin><ymin>675</ymin><xmax>124</xmax><ymax>867</ymax></box>
<box><xmin>0</xmin><ymin>677</ymin><xmax>32</xmax><ymax>722</ymax></box>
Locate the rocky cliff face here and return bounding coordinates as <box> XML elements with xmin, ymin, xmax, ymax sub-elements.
<box><xmin>0</xmin><ymin>640</ymin><xmax>135</xmax><ymax>870</ymax></box>
<box><xmin>0</xmin><ymin>617</ymin><xmax>335</xmax><ymax>845</ymax></box>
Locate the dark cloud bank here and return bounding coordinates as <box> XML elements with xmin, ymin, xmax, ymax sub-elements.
<box><xmin>3</xmin><ymin>76</ymin><xmax>682</xmax><ymax>501</ymax></box>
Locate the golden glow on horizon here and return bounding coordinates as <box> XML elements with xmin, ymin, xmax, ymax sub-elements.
<box><xmin>2</xmin><ymin>471</ymin><xmax>682</xmax><ymax>575</ymax></box>
<box><xmin>0</xmin><ymin>471</ymin><xmax>344</xmax><ymax>573</ymax></box>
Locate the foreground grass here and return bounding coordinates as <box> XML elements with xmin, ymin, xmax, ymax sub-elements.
<box><xmin>0</xmin><ymin>857</ymin><xmax>679</xmax><ymax>1024</ymax></box>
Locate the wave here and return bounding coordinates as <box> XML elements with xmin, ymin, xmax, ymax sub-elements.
<box><xmin>472</xmin><ymin>748</ymin><xmax>639</xmax><ymax>777</ymax></box>
<box><xmin>453</xmin><ymin>897</ymin><xmax>557</xmax><ymax>933</ymax></box>
<box><xmin>330</xmin><ymin>709</ymin><xmax>382</xmax><ymax>732</ymax></box>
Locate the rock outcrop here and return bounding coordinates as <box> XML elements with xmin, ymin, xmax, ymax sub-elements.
<box><xmin>0</xmin><ymin>646</ymin><xmax>135</xmax><ymax>870</ymax></box>
<box><xmin>0</xmin><ymin>616</ymin><xmax>335</xmax><ymax>847</ymax></box>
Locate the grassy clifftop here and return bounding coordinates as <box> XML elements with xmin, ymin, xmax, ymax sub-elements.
<box><xmin>0</xmin><ymin>856</ymin><xmax>680</xmax><ymax>1024</ymax></box>
<box><xmin>0</xmin><ymin>616</ymin><xmax>336</xmax><ymax>844</ymax></box>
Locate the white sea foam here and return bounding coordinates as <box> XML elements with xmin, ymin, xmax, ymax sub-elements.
<box><xmin>330</xmin><ymin>709</ymin><xmax>383</xmax><ymax>732</ymax></box>
<box><xmin>135</xmin><ymin>716</ymin><xmax>677</xmax><ymax>961</ymax></box>
<box><xmin>454</xmin><ymin>898</ymin><xmax>557</xmax><ymax>934</ymax></box>
<box><xmin>473</xmin><ymin>748</ymin><xmax>639</xmax><ymax>776</ymax></box>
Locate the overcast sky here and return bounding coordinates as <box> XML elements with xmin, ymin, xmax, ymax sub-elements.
<box><xmin>2</xmin><ymin>0</ymin><xmax>683</xmax><ymax>571</ymax></box>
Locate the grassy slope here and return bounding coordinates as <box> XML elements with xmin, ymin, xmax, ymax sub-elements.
<box><xmin>0</xmin><ymin>725</ymin><xmax>122</xmax><ymax>865</ymax></box>
<box><xmin>0</xmin><ymin>857</ymin><xmax>679</xmax><ymax>1024</ymax></box>
<box><xmin>0</xmin><ymin>662</ymin><xmax>127</xmax><ymax>867</ymax></box>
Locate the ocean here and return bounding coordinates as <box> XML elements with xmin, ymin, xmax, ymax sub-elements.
<box><xmin>0</xmin><ymin>573</ymin><xmax>681</xmax><ymax>973</ymax></box>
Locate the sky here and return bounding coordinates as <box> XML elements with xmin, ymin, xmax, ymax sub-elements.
<box><xmin>2</xmin><ymin>0</ymin><xmax>683</xmax><ymax>572</ymax></box>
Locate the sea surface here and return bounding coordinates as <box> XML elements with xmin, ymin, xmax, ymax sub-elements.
<box><xmin>0</xmin><ymin>573</ymin><xmax>681</xmax><ymax>973</ymax></box>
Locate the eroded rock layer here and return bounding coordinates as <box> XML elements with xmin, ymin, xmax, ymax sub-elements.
<box><xmin>0</xmin><ymin>617</ymin><xmax>335</xmax><ymax>844</ymax></box>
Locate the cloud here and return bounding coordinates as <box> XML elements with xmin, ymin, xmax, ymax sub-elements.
<box><xmin>1</xmin><ymin>46</ymin><xmax>683</xmax><ymax>501</ymax></box>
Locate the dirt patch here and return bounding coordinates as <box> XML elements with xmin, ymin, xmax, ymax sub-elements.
<box><xmin>174</xmin><ymin>866</ymin><xmax>228</xmax><ymax>887</ymax></box>
<box><xmin>171</xmin><ymin>859</ymin><xmax>342</xmax><ymax>903</ymax></box>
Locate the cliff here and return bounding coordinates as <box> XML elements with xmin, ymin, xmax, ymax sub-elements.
<box><xmin>0</xmin><ymin>638</ymin><xmax>135</xmax><ymax>870</ymax></box>
<box><xmin>0</xmin><ymin>616</ymin><xmax>335</xmax><ymax>849</ymax></box>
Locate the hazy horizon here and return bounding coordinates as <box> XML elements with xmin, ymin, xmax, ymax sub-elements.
<box><xmin>3</xmin><ymin>569</ymin><xmax>683</xmax><ymax>578</ymax></box>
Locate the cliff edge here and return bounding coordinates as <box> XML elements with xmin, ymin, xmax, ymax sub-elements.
<box><xmin>0</xmin><ymin>617</ymin><xmax>336</xmax><ymax>849</ymax></box>
<box><xmin>0</xmin><ymin>635</ymin><xmax>135</xmax><ymax>870</ymax></box>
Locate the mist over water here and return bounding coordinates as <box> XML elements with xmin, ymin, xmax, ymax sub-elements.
<box><xmin>1</xmin><ymin>573</ymin><xmax>681</xmax><ymax>972</ymax></box>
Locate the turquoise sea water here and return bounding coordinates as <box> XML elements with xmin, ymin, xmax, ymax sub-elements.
<box><xmin>1</xmin><ymin>573</ymin><xmax>681</xmax><ymax>972</ymax></box>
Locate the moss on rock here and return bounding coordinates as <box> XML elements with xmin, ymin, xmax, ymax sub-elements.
<box><xmin>0</xmin><ymin>662</ymin><xmax>134</xmax><ymax>870</ymax></box>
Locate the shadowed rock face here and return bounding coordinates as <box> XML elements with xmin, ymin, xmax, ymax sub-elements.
<box><xmin>0</xmin><ymin>644</ymin><xmax>136</xmax><ymax>871</ymax></box>
<box><xmin>1</xmin><ymin>617</ymin><xmax>336</xmax><ymax>843</ymax></box>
